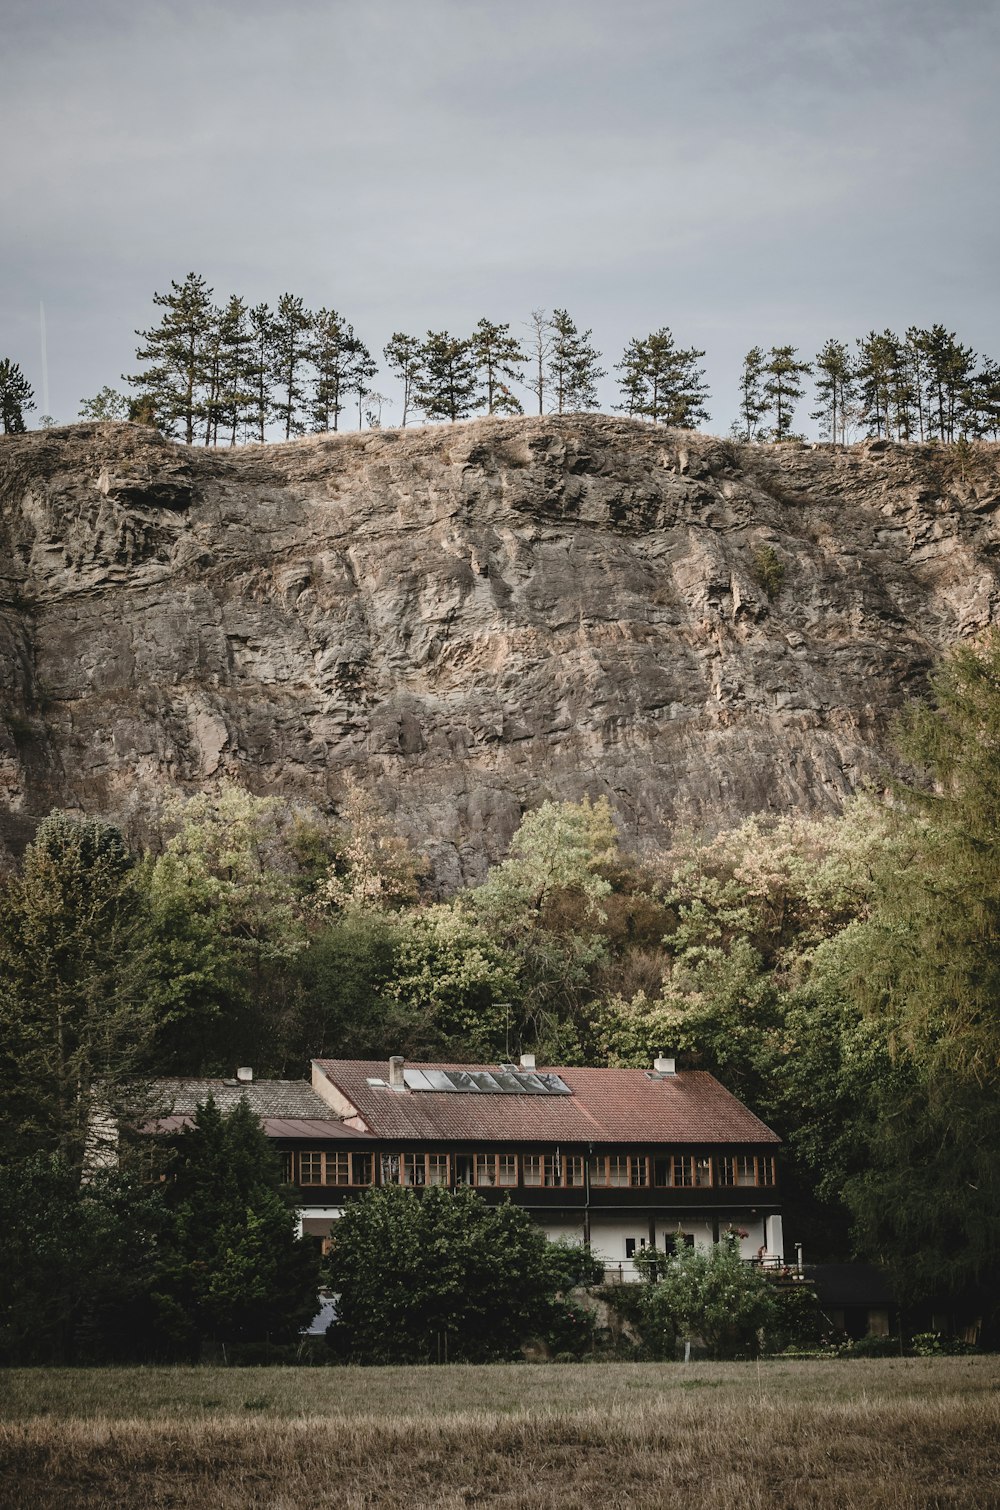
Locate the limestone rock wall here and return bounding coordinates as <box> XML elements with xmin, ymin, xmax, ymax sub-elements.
<box><xmin>1</xmin><ymin>416</ymin><xmax>998</xmax><ymax>887</ymax></box>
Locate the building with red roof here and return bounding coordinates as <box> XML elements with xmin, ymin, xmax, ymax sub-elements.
<box><xmin>154</xmin><ymin>1054</ymin><xmax>783</xmax><ymax>1278</ymax></box>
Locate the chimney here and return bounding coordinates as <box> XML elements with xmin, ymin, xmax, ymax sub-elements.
<box><xmin>388</xmin><ymin>1055</ymin><xmax>406</xmax><ymax>1092</ymax></box>
<box><xmin>519</xmin><ymin>1052</ymin><xmax>536</xmax><ymax>1071</ymax></box>
<box><xmin>236</xmin><ymin>1066</ymin><xmax>253</xmax><ymax>1083</ymax></box>
<box><xmin>654</xmin><ymin>1055</ymin><xmax>676</xmax><ymax>1076</ymax></box>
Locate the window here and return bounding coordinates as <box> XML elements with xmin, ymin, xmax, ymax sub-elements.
<box><xmin>497</xmin><ymin>1154</ymin><xmax>518</xmax><ymax>1187</ymax></box>
<box><xmin>523</xmin><ymin>1155</ymin><xmax>543</xmax><ymax>1187</ymax></box>
<box><xmin>474</xmin><ymin>1153</ymin><xmax>519</xmax><ymax>1188</ymax></box>
<box><xmin>427</xmin><ymin>1154</ymin><xmax>449</xmax><ymax>1186</ymax></box>
<box><xmin>589</xmin><ymin>1155</ymin><xmax>649</xmax><ymax>1188</ymax></box>
<box><xmin>299</xmin><ymin>1152</ymin><xmax>325</xmax><ymax>1185</ymax></box>
<box><xmin>715</xmin><ymin>1154</ymin><xmax>775</xmax><ymax>1188</ymax></box>
<box><xmin>400</xmin><ymin>1153</ymin><xmax>450</xmax><ymax>1187</ymax></box>
<box><xmin>564</xmin><ymin>1156</ymin><xmax>584</xmax><ymax>1187</ymax></box>
<box><xmin>653</xmin><ymin>1155</ymin><xmax>714</xmax><ymax>1188</ymax></box>
<box><xmin>294</xmin><ymin>1150</ymin><xmax>373</xmax><ymax>1186</ymax></box>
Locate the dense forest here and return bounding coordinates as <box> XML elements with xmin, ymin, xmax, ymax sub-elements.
<box><xmin>2</xmin><ymin>273</ymin><xmax>999</xmax><ymax>442</ymax></box>
<box><xmin>1</xmin><ymin>631</ymin><xmax>999</xmax><ymax>1337</ymax></box>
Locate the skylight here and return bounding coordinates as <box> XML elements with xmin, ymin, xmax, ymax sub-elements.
<box><xmin>401</xmin><ymin>1067</ymin><xmax>572</xmax><ymax>1096</ymax></box>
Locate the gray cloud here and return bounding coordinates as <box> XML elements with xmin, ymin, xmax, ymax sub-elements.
<box><xmin>2</xmin><ymin>0</ymin><xmax>998</xmax><ymax>431</ymax></box>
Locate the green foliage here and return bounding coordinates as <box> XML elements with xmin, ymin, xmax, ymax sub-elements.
<box><xmin>547</xmin><ymin>310</ymin><xmax>605</xmax><ymax>413</ymax></box>
<box><xmin>831</xmin><ymin>631</ymin><xmax>1000</xmax><ymax>1303</ymax></box>
<box><xmin>629</xmin><ymin>1240</ymin><xmax>778</xmax><ymax>1359</ymax></box>
<box><xmin>763</xmin><ymin>345</ymin><xmax>812</xmax><ymax>440</ymax></box>
<box><xmin>144</xmin><ymin>785</ymin><xmax>311</xmax><ymax>1072</ymax></box>
<box><xmin>414</xmin><ymin>331</ymin><xmax>482</xmax><ymax>421</ymax></box>
<box><xmin>0</xmin><ymin>814</ymin><xmax>155</xmax><ymax>1168</ymax></box>
<box><xmin>149</xmin><ymin>1097</ymin><xmax>321</xmax><ymax>1357</ymax></box>
<box><xmin>0</xmin><ymin>1155</ymin><xmax>167</xmax><ymax>1364</ymax></box>
<box><xmin>734</xmin><ymin>346</ymin><xmax>768</xmax><ymax>440</ymax></box>
<box><xmin>0</xmin><ymin>358</ymin><xmax>35</xmax><ymax>433</ymax></box>
<box><xmin>614</xmin><ymin>328</ymin><xmax>710</xmax><ymax>427</ymax></box>
<box><xmin>752</xmin><ymin>544</ymin><xmax>785</xmax><ymax>599</ymax></box>
<box><xmin>471</xmin><ymin>318</ymin><xmax>525</xmax><ymax>415</ymax></box>
<box><xmin>327</xmin><ymin>1184</ymin><xmax>595</xmax><ymax>1363</ymax></box>
<box><xmin>78</xmin><ymin>386</ymin><xmax>131</xmax><ymax>422</ymax></box>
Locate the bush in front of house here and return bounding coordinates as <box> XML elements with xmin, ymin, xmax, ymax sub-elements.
<box><xmin>326</xmin><ymin>1184</ymin><xmax>602</xmax><ymax>1364</ymax></box>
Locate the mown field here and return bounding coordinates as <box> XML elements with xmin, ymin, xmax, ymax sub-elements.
<box><xmin>1</xmin><ymin>1358</ymin><xmax>998</xmax><ymax>1509</ymax></box>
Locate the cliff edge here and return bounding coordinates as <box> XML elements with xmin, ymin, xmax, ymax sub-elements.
<box><xmin>2</xmin><ymin>415</ymin><xmax>998</xmax><ymax>885</ymax></box>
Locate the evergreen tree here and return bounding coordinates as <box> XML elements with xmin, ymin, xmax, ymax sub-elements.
<box><xmin>918</xmin><ymin>324</ymin><xmax>977</xmax><ymax>441</ymax></box>
<box><xmin>347</xmin><ymin>332</ymin><xmax>378</xmax><ymax>431</ymax></box>
<box><xmin>835</xmin><ymin>631</ymin><xmax>1000</xmax><ymax>1307</ymax></box>
<box><xmin>213</xmin><ymin>296</ymin><xmax>255</xmax><ymax>446</ymax></box>
<box><xmin>150</xmin><ymin>1098</ymin><xmax>321</xmax><ymax>1357</ymax></box>
<box><xmin>414</xmin><ymin>331</ymin><xmax>481</xmax><ymax>421</ymax></box>
<box><xmin>126</xmin><ymin>273</ymin><xmax>215</xmax><ymax>444</ymax></box>
<box><xmin>310</xmin><ymin>308</ymin><xmax>353</xmax><ymax>432</ymax></box>
<box><xmin>856</xmin><ymin>330</ymin><xmax>895</xmax><ymax>438</ymax></box>
<box><xmin>470</xmin><ymin>319</ymin><xmax>525</xmax><ymax>415</ymax></box>
<box><xmin>614</xmin><ymin>338</ymin><xmax>647</xmax><ymax>418</ymax></box>
<box><xmin>762</xmin><ymin>345</ymin><xmax>812</xmax><ymax>440</ymax></box>
<box><xmin>810</xmin><ymin>339</ymin><xmax>855</xmax><ymax>445</ymax></box>
<box><xmin>270</xmin><ymin>293</ymin><xmax>313</xmax><ymax>441</ymax></box>
<box><xmin>0</xmin><ymin>816</ymin><xmax>155</xmax><ymax>1171</ymax></box>
<box><xmin>383</xmin><ymin>333</ymin><xmax>424</xmax><ymax>427</ymax></box>
<box><xmin>246</xmin><ymin>303</ymin><xmax>276</xmax><ymax>443</ymax></box>
<box><xmin>735</xmin><ymin>347</ymin><xmax>768</xmax><ymax>441</ymax></box>
<box><xmin>78</xmin><ymin>387</ymin><xmax>130</xmax><ymax>422</ymax></box>
<box><xmin>0</xmin><ymin>358</ymin><xmax>36</xmax><ymax>433</ymax></box>
<box><xmin>613</xmin><ymin>328</ymin><xmax>709</xmax><ymax>426</ymax></box>
<box><xmin>970</xmin><ymin>357</ymin><xmax>1000</xmax><ymax>439</ymax></box>
<box><xmin>547</xmin><ymin>309</ymin><xmax>605</xmax><ymax>413</ymax></box>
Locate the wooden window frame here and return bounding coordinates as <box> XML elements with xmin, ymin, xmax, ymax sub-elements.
<box><xmin>291</xmin><ymin>1150</ymin><xmax>374</xmax><ymax>1187</ymax></box>
<box><xmin>589</xmin><ymin>1155</ymin><xmax>651</xmax><ymax>1189</ymax></box>
<box><xmin>399</xmin><ymin>1152</ymin><xmax>451</xmax><ymax>1188</ymax></box>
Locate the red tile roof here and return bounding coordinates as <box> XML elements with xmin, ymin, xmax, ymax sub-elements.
<box><xmin>313</xmin><ymin>1060</ymin><xmax>780</xmax><ymax>1146</ymax></box>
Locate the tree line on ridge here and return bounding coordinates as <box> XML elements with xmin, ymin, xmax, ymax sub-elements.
<box><xmin>2</xmin><ymin>271</ymin><xmax>998</xmax><ymax>442</ymax></box>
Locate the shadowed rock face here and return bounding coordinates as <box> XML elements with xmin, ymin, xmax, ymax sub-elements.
<box><xmin>1</xmin><ymin>416</ymin><xmax>998</xmax><ymax>886</ymax></box>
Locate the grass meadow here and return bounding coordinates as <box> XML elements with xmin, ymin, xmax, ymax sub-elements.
<box><xmin>1</xmin><ymin>1358</ymin><xmax>998</xmax><ymax>1508</ymax></box>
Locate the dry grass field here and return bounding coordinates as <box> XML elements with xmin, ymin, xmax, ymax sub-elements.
<box><xmin>1</xmin><ymin>1358</ymin><xmax>998</xmax><ymax>1509</ymax></box>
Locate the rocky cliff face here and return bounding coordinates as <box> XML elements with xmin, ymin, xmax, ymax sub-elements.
<box><xmin>1</xmin><ymin>416</ymin><xmax>998</xmax><ymax>886</ymax></box>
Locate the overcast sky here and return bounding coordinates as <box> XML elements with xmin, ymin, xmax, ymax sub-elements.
<box><xmin>3</xmin><ymin>0</ymin><xmax>998</xmax><ymax>435</ymax></box>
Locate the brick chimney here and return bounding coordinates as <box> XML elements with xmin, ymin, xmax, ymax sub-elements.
<box><xmin>654</xmin><ymin>1055</ymin><xmax>676</xmax><ymax>1075</ymax></box>
<box><xmin>388</xmin><ymin>1055</ymin><xmax>406</xmax><ymax>1092</ymax></box>
<box><xmin>519</xmin><ymin>1052</ymin><xmax>536</xmax><ymax>1071</ymax></box>
<box><xmin>236</xmin><ymin>1066</ymin><xmax>253</xmax><ymax>1083</ymax></box>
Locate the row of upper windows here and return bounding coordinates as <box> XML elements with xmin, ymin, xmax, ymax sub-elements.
<box><xmin>286</xmin><ymin>1150</ymin><xmax>777</xmax><ymax>1190</ymax></box>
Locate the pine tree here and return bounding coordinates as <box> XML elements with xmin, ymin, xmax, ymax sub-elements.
<box><xmin>245</xmin><ymin>304</ymin><xmax>275</xmax><ymax>443</ymax></box>
<box><xmin>78</xmin><ymin>387</ymin><xmax>130</xmax><ymax>423</ymax></box>
<box><xmin>310</xmin><ymin>309</ymin><xmax>353</xmax><ymax>432</ymax></box>
<box><xmin>970</xmin><ymin>358</ymin><xmax>1000</xmax><ymax>440</ymax></box>
<box><xmin>383</xmin><ymin>333</ymin><xmax>424</xmax><ymax>426</ymax></box>
<box><xmin>917</xmin><ymin>324</ymin><xmax>977</xmax><ymax>441</ymax></box>
<box><xmin>547</xmin><ymin>310</ymin><xmax>605</xmax><ymax>413</ymax></box>
<box><xmin>735</xmin><ymin>347</ymin><xmax>768</xmax><ymax>441</ymax></box>
<box><xmin>614</xmin><ymin>329</ymin><xmax>708</xmax><ymax>427</ymax></box>
<box><xmin>0</xmin><ymin>816</ymin><xmax>155</xmax><ymax>1171</ymax></box>
<box><xmin>470</xmin><ymin>319</ymin><xmax>525</xmax><ymax>415</ymax></box>
<box><xmin>810</xmin><ymin>339</ymin><xmax>855</xmax><ymax>446</ymax></box>
<box><xmin>614</xmin><ymin>339</ymin><xmax>647</xmax><ymax>418</ymax></box>
<box><xmin>414</xmin><ymin>332</ymin><xmax>482</xmax><ymax>421</ymax></box>
<box><xmin>347</xmin><ymin>332</ymin><xmax>378</xmax><ymax>431</ymax></box>
<box><xmin>212</xmin><ymin>297</ymin><xmax>254</xmax><ymax>446</ymax></box>
<box><xmin>855</xmin><ymin>330</ymin><xmax>899</xmax><ymax>439</ymax></box>
<box><xmin>762</xmin><ymin>345</ymin><xmax>812</xmax><ymax>440</ymax></box>
<box><xmin>270</xmin><ymin>293</ymin><xmax>313</xmax><ymax>441</ymax></box>
<box><xmin>126</xmin><ymin>273</ymin><xmax>215</xmax><ymax>444</ymax></box>
<box><xmin>0</xmin><ymin>360</ymin><xmax>36</xmax><ymax>433</ymax></box>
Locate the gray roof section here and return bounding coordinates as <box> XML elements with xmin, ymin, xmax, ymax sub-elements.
<box><xmin>151</xmin><ymin>1077</ymin><xmax>338</xmax><ymax>1121</ymax></box>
